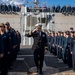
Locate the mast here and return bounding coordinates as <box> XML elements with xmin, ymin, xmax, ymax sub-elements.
<box><xmin>34</xmin><ymin>0</ymin><xmax>38</xmax><ymax>6</ymax></box>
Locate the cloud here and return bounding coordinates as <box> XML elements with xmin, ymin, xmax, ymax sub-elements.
<box><xmin>1</xmin><ymin>0</ymin><xmax>26</xmax><ymax>5</ymax></box>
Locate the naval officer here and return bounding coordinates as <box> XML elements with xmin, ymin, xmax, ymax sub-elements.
<box><xmin>26</xmin><ymin>23</ymin><xmax>48</xmax><ymax>74</ymax></box>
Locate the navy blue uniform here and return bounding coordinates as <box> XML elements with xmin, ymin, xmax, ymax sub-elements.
<box><xmin>72</xmin><ymin>37</ymin><xmax>75</xmax><ymax>71</ymax></box>
<box><xmin>55</xmin><ymin>34</ymin><xmax>58</xmax><ymax>56</ymax></box>
<box><xmin>59</xmin><ymin>35</ymin><xmax>63</xmax><ymax>59</ymax></box>
<box><xmin>58</xmin><ymin>35</ymin><xmax>63</xmax><ymax>59</ymax></box>
<box><xmin>0</xmin><ymin>32</ymin><xmax>9</xmax><ymax>75</ymax></box>
<box><xmin>0</xmin><ymin>34</ymin><xmax>4</xmax><ymax>54</ymax></box>
<box><xmin>6</xmin><ymin>29</ymin><xmax>18</xmax><ymax>69</ymax></box>
<box><xmin>50</xmin><ymin>36</ymin><xmax>55</xmax><ymax>54</ymax></box>
<box><xmin>57</xmin><ymin>35</ymin><xmax>61</xmax><ymax>58</ymax></box>
<box><xmin>62</xmin><ymin>36</ymin><xmax>67</xmax><ymax>63</ymax></box>
<box><xmin>67</xmin><ymin>36</ymin><xmax>73</xmax><ymax>68</ymax></box>
<box><xmin>48</xmin><ymin>35</ymin><xmax>52</xmax><ymax>53</ymax></box>
<box><xmin>47</xmin><ymin>35</ymin><xmax>52</xmax><ymax>52</ymax></box>
<box><xmin>0</xmin><ymin>34</ymin><xmax>4</xmax><ymax>71</ymax></box>
<box><xmin>65</xmin><ymin>35</ymin><xmax>71</xmax><ymax>64</ymax></box>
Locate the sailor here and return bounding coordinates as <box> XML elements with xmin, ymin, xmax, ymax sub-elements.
<box><xmin>16</xmin><ymin>30</ymin><xmax>21</xmax><ymax>52</ymax></box>
<box><xmin>67</xmin><ymin>31</ymin><xmax>74</xmax><ymax>68</ymax></box>
<box><xmin>8</xmin><ymin>4</ymin><xmax>12</xmax><ymax>13</ymax></box>
<box><xmin>26</xmin><ymin>23</ymin><xmax>48</xmax><ymax>74</ymax></box>
<box><xmin>62</xmin><ymin>31</ymin><xmax>67</xmax><ymax>63</ymax></box>
<box><xmin>0</xmin><ymin>23</ymin><xmax>4</xmax><ymax>73</ymax></box>
<box><xmin>5</xmin><ymin>22</ymin><xmax>18</xmax><ymax>69</ymax></box>
<box><xmin>47</xmin><ymin>32</ymin><xmax>52</xmax><ymax>53</ymax></box>
<box><xmin>50</xmin><ymin>31</ymin><xmax>56</xmax><ymax>55</ymax></box>
<box><xmin>72</xmin><ymin>31</ymin><xmax>75</xmax><ymax>71</ymax></box>
<box><xmin>57</xmin><ymin>31</ymin><xmax>61</xmax><ymax>58</ymax></box>
<box><xmin>60</xmin><ymin>32</ymin><xmax>64</xmax><ymax>59</ymax></box>
<box><xmin>62</xmin><ymin>31</ymin><xmax>70</xmax><ymax>64</ymax></box>
<box><xmin>55</xmin><ymin>32</ymin><xmax>58</xmax><ymax>56</ymax></box>
<box><xmin>0</xmin><ymin>23</ymin><xmax>9</xmax><ymax>75</ymax></box>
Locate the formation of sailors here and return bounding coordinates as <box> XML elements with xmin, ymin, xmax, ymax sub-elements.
<box><xmin>0</xmin><ymin>4</ymin><xmax>21</xmax><ymax>14</ymax></box>
<box><xmin>27</xmin><ymin>5</ymin><xmax>75</xmax><ymax>15</ymax></box>
<box><xmin>0</xmin><ymin>22</ymin><xmax>21</xmax><ymax>75</ymax></box>
<box><xmin>47</xmin><ymin>28</ymin><xmax>75</xmax><ymax>71</ymax></box>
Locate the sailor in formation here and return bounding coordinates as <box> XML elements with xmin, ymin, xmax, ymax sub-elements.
<box><xmin>0</xmin><ymin>22</ymin><xmax>21</xmax><ymax>75</ymax></box>
<box><xmin>48</xmin><ymin>28</ymin><xmax>75</xmax><ymax>71</ymax></box>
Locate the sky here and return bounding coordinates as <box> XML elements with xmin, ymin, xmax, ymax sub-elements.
<box><xmin>0</xmin><ymin>0</ymin><xmax>75</xmax><ymax>7</ymax></box>
<box><xmin>46</xmin><ymin>0</ymin><xmax>75</xmax><ymax>7</ymax></box>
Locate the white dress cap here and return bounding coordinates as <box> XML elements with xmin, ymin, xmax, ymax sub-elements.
<box><xmin>35</xmin><ymin>23</ymin><xmax>42</xmax><ymax>27</ymax></box>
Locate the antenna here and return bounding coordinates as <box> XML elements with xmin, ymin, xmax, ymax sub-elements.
<box><xmin>34</xmin><ymin>0</ymin><xmax>38</xmax><ymax>6</ymax></box>
<box><xmin>25</xmin><ymin>0</ymin><xmax>48</xmax><ymax>15</ymax></box>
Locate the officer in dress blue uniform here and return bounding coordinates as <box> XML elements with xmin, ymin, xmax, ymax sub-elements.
<box><xmin>67</xmin><ymin>31</ymin><xmax>74</xmax><ymax>68</ymax></box>
<box><xmin>59</xmin><ymin>32</ymin><xmax>64</xmax><ymax>59</ymax></box>
<box><xmin>65</xmin><ymin>31</ymin><xmax>71</xmax><ymax>64</ymax></box>
<box><xmin>5</xmin><ymin>22</ymin><xmax>18</xmax><ymax>69</ymax></box>
<box><xmin>47</xmin><ymin>33</ymin><xmax>52</xmax><ymax>52</ymax></box>
<box><xmin>16</xmin><ymin>31</ymin><xmax>21</xmax><ymax>53</ymax></box>
<box><xmin>62</xmin><ymin>31</ymin><xmax>67</xmax><ymax>63</ymax></box>
<box><xmin>57</xmin><ymin>31</ymin><xmax>61</xmax><ymax>58</ymax></box>
<box><xmin>50</xmin><ymin>32</ymin><xmax>56</xmax><ymax>55</ymax></box>
<box><xmin>13</xmin><ymin>30</ymin><xmax>21</xmax><ymax>62</ymax></box>
<box><xmin>58</xmin><ymin>32</ymin><xmax>63</xmax><ymax>59</ymax></box>
<box><xmin>60</xmin><ymin>32</ymin><xmax>65</xmax><ymax>60</ymax></box>
<box><xmin>55</xmin><ymin>33</ymin><xmax>58</xmax><ymax>56</ymax></box>
<box><xmin>0</xmin><ymin>23</ymin><xmax>10</xmax><ymax>75</ymax></box>
<box><xmin>0</xmin><ymin>23</ymin><xmax>4</xmax><ymax>73</ymax></box>
<box><xmin>26</xmin><ymin>23</ymin><xmax>48</xmax><ymax>74</ymax></box>
<box><xmin>62</xmin><ymin>31</ymin><xmax>69</xmax><ymax>63</ymax></box>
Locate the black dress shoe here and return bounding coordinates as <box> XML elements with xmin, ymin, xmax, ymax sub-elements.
<box><xmin>39</xmin><ymin>69</ymin><xmax>43</xmax><ymax>74</ymax></box>
<box><xmin>68</xmin><ymin>65</ymin><xmax>72</xmax><ymax>68</ymax></box>
<box><xmin>37</xmin><ymin>67</ymin><xmax>39</xmax><ymax>73</ymax></box>
<box><xmin>37</xmin><ymin>69</ymin><xmax>39</xmax><ymax>73</ymax></box>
